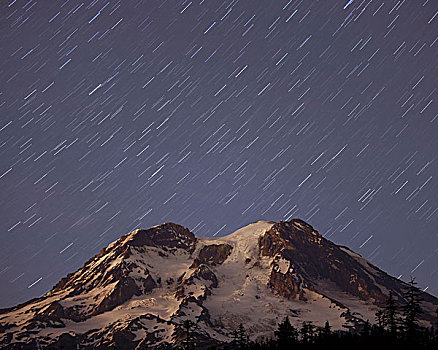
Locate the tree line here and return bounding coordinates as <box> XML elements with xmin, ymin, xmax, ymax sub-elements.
<box><xmin>181</xmin><ymin>277</ymin><xmax>438</xmax><ymax>349</ymax></box>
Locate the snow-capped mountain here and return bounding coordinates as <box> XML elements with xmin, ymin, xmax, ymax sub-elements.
<box><xmin>1</xmin><ymin>219</ymin><xmax>437</xmax><ymax>349</ymax></box>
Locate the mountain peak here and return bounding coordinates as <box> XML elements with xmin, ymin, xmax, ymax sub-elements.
<box><xmin>272</xmin><ymin>218</ymin><xmax>320</xmax><ymax>238</ymax></box>
<box><xmin>123</xmin><ymin>222</ymin><xmax>197</xmax><ymax>253</ymax></box>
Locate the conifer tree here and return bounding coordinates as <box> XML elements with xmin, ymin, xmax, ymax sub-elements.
<box><xmin>315</xmin><ymin>320</ymin><xmax>332</xmax><ymax>343</ymax></box>
<box><xmin>182</xmin><ymin>320</ymin><xmax>195</xmax><ymax>350</ymax></box>
<box><xmin>433</xmin><ymin>307</ymin><xmax>438</xmax><ymax>332</ymax></box>
<box><xmin>402</xmin><ymin>276</ymin><xmax>423</xmax><ymax>340</ymax></box>
<box><xmin>236</xmin><ymin>323</ymin><xmax>247</xmax><ymax>349</ymax></box>
<box><xmin>300</xmin><ymin>321</ymin><xmax>315</xmax><ymax>344</ymax></box>
<box><xmin>361</xmin><ymin>320</ymin><xmax>371</xmax><ymax>338</ymax></box>
<box><xmin>433</xmin><ymin>307</ymin><xmax>438</xmax><ymax>344</ymax></box>
<box><xmin>383</xmin><ymin>291</ymin><xmax>398</xmax><ymax>336</ymax></box>
<box><xmin>375</xmin><ymin>309</ymin><xmax>385</xmax><ymax>329</ymax></box>
<box><xmin>274</xmin><ymin>316</ymin><xmax>298</xmax><ymax>348</ymax></box>
<box><xmin>231</xmin><ymin>329</ymin><xmax>239</xmax><ymax>348</ymax></box>
<box><xmin>322</xmin><ymin>320</ymin><xmax>331</xmax><ymax>338</ymax></box>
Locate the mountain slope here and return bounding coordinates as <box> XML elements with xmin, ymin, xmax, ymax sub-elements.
<box><xmin>1</xmin><ymin>219</ymin><xmax>437</xmax><ymax>349</ymax></box>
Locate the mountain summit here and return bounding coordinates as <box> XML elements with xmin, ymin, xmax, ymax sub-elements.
<box><xmin>1</xmin><ymin>219</ymin><xmax>437</xmax><ymax>349</ymax></box>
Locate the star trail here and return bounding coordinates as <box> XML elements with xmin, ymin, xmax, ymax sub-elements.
<box><xmin>0</xmin><ymin>0</ymin><xmax>437</xmax><ymax>307</ymax></box>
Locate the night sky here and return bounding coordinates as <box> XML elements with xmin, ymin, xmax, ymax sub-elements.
<box><xmin>0</xmin><ymin>0</ymin><xmax>437</xmax><ymax>307</ymax></box>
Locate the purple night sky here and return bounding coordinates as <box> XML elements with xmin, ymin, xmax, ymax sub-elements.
<box><xmin>0</xmin><ymin>0</ymin><xmax>437</xmax><ymax>307</ymax></box>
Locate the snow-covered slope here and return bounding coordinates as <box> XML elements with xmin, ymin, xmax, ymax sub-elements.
<box><xmin>0</xmin><ymin>219</ymin><xmax>437</xmax><ymax>349</ymax></box>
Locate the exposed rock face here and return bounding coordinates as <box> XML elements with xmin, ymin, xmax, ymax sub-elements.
<box><xmin>36</xmin><ymin>301</ymin><xmax>82</xmax><ymax>324</ymax></box>
<box><xmin>49</xmin><ymin>244</ymin><xmax>132</xmax><ymax>296</ymax></box>
<box><xmin>198</xmin><ymin>244</ymin><xmax>233</xmax><ymax>266</ymax></box>
<box><xmin>269</xmin><ymin>269</ymin><xmax>307</xmax><ymax>301</ymax></box>
<box><xmin>1</xmin><ymin>219</ymin><xmax>437</xmax><ymax>349</ymax></box>
<box><xmin>93</xmin><ymin>278</ymin><xmax>140</xmax><ymax>315</ymax></box>
<box><xmin>127</xmin><ymin>223</ymin><xmax>197</xmax><ymax>253</ymax></box>
<box><xmin>176</xmin><ymin>264</ymin><xmax>218</xmax><ymax>300</ymax></box>
<box><xmin>260</xmin><ymin>220</ymin><xmax>386</xmax><ymax>303</ymax></box>
<box><xmin>191</xmin><ymin>243</ymin><xmax>233</xmax><ymax>268</ymax></box>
